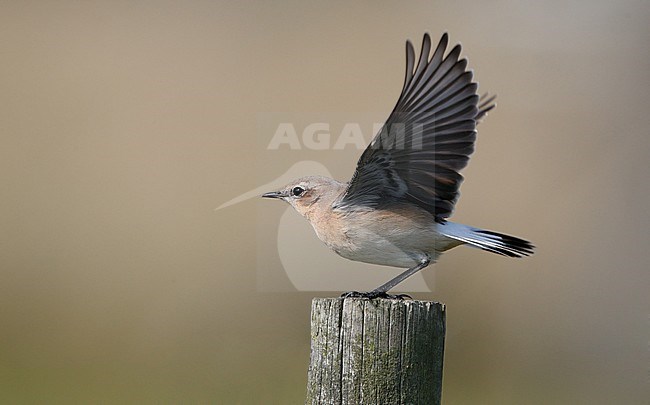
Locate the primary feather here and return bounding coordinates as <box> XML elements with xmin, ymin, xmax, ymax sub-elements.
<box><xmin>337</xmin><ymin>33</ymin><xmax>495</xmax><ymax>221</ymax></box>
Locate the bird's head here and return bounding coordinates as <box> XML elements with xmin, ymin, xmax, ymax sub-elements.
<box><xmin>262</xmin><ymin>175</ymin><xmax>344</xmax><ymax>219</ymax></box>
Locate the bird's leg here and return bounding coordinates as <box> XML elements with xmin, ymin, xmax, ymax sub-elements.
<box><xmin>371</xmin><ymin>257</ymin><xmax>431</xmax><ymax>295</ymax></box>
<box><xmin>340</xmin><ymin>257</ymin><xmax>431</xmax><ymax>300</ymax></box>
<box><xmin>340</xmin><ymin>291</ymin><xmax>412</xmax><ymax>300</ymax></box>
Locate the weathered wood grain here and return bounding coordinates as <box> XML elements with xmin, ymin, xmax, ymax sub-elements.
<box><xmin>306</xmin><ymin>298</ymin><xmax>445</xmax><ymax>405</ymax></box>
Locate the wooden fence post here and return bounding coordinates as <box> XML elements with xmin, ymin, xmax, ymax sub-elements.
<box><xmin>306</xmin><ymin>297</ymin><xmax>446</xmax><ymax>405</ymax></box>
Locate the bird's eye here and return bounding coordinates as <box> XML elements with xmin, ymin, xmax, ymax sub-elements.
<box><xmin>291</xmin><ymin>186</ymin><xmax>305</xmax><ymax>197</ymax></box>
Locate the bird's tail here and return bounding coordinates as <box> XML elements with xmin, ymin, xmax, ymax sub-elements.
<box><xmin>440</xmin><ymin>222</ymin><xmax>534</xmax><ymax>258</ymax></box>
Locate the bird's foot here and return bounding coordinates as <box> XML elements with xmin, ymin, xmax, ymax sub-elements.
<box><xmin>340</xmin><ymin>291</ymin><xmax>412</xmax><ymax>300</ymax></box>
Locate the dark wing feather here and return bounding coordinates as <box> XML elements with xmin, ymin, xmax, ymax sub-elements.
<box><xmin>336</xmin><ymin>33</ymin><xmax>495</xmax><ymax>219</ymax></box>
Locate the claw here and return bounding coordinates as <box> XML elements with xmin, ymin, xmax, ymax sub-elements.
<box><xmin>340</xmin><ymin>291</ymin><xmax>412</xmax><ymax>300</ymax></box>
<box><xmin>340</xmin><ymin>291</ymin><xmax>362</xmax><ymax>298</ymax></box>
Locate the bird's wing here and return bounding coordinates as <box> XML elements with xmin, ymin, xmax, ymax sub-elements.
<box><xmin>336</xmin><ymin>33</ymin><xmax>494</xmax><ymax>220</ymax></box>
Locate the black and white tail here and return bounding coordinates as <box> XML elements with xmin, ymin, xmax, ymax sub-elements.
<box><xmin>440</xmin><ymin>222</ymin><xmax>534</xmax><ymax>258</ymax></box>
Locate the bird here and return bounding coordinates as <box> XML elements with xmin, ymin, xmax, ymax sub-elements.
<box><xmin>262</xmin><ymin>33</ymin><xmax>534</xmax><ymax>299</ymax></box>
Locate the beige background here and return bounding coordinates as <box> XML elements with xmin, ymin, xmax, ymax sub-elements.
<box><xmin>1</xmin><ymin>1</ymin><xmax>648</xmax><ymax>403</ymax></box>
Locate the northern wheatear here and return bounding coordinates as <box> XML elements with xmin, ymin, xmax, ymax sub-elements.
<box><xmin>263</xmin><ymin>33</ymin><xmax>534</xmax><ymax>298</ymax></box>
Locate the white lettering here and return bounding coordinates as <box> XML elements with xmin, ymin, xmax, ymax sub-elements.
<box><xmin>333</xmin><ymin>123</ymin><xmax>366</xmax><ymax>150</ymax></box>
<box><xmin>302</xmin><ymin>123</ymin><xmax>330</xmax><ymax>150</ymax></box>
<box><xmin>267</xmin><ymin>123</ymin><xmax>301</xmax><ymax>150</ymax></box>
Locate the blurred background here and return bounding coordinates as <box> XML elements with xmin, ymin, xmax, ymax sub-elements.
<box><xmin>1</xmin><ymin>1</ymin><xmax>648</xmax><ymax>403</ymax></box>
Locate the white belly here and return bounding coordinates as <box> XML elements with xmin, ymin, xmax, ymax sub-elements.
<box><xmin>312</xmin><ymin>210</ymin><xmax>459</xmax><ymax>268</ymax></box>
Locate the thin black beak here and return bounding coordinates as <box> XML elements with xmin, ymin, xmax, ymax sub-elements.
<box><xmin>262</xmin><ymin>191</ymin><xmax>284</xmax><ymax>199</ymax></box>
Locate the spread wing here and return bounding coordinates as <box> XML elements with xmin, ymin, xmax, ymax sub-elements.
<box><xmin>336</xmin><ymin>33</ymin><xmax>495</xmax><ymax>220</ymax></box>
